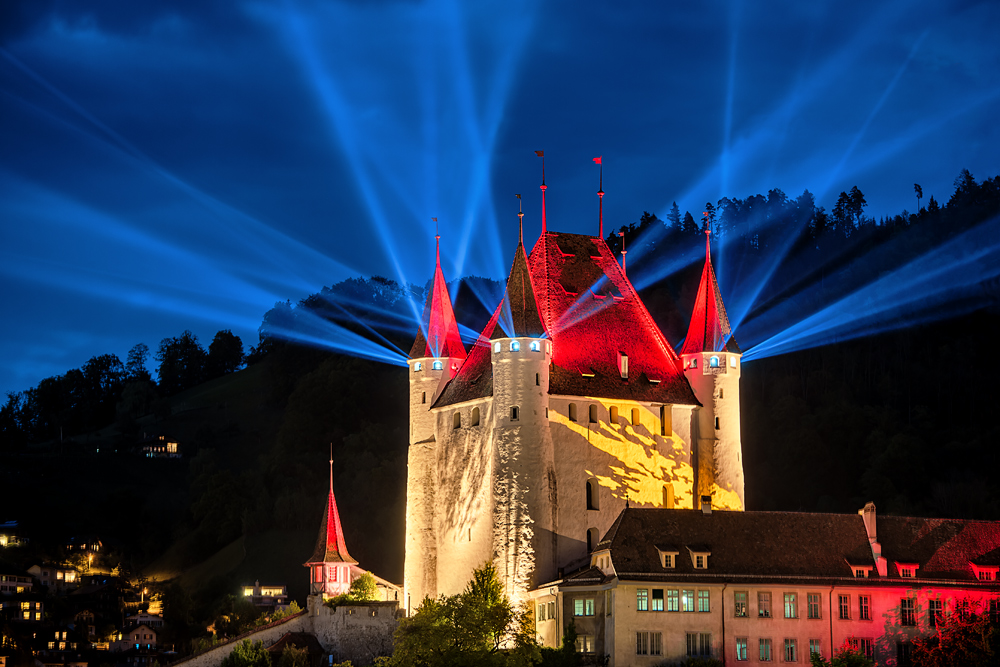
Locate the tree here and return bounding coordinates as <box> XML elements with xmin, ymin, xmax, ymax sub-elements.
<box><xmin>915</xmin><ymin>183</ymin><xmax>923</xmax><ymax>210</ymax></box>
<box><xmin>349</xmin><ymin>572</ymin><xmax>378</xmax><ymax>602</ymax></box>
<box><xmin>390</xmin><ymin>562</ymin><xmax>538</xmax><ymax>666</ymax></box>
<box><xmin>847</xmin><ymin>186</ymin><xmax>867</xmax><ymax>228</ymax></box>
<box><xmin>666</xmin><ymin>201</ymin><xmax>681</xmax><ymax>230</ymax></box>
<box><xmin>156</xmin><ymin>331</ymin><xmax>207</xmax><ymax>395</ymax></box>
<box><xmin>810</xmin><ymin>644</ymin><xmax>874</xmax><ymax>667</ymax></box>
<box><xmin>910</xmin><ymin>597</ymin><xmax>1000</xmax><ymax>666</ymax></box>
<box><xmin>681</xmin><ymin>211</ymin><xmax>698</xmax><ymax>235</ymax></box>
<box><xmin>277</xmin><ymin>646</ymin><xmax>309</xmax><ymax>667</ymax></box>
<box><xmin>207</xmin><ymin>330</ymin><xmax>245</xmax><ymax>379</ymax></box>
<box><xmin>126</xmin><ymin>343</ymin><xmax>151</xmax><ymax>381</ymax></box>
<box><xmin>221</xmin><ymin>640</ymin><xmax>271</xmax><ymax>667</ymax></box>
<box><xmin>703</xmin><ymin>202</ymin><xmax>717</xmax><ymax>233</ymax></box>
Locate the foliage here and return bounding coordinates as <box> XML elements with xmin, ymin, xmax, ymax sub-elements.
<box><xmin>207</xmin><ymin>330</ymin><xmax>246</xmax><ymax>378</ymax></box>
<box><xmin>277</xmin><ymin>645</ymin><xmax>309</xmax><ymax>667</ymax></box>
<box><xmin>220</xmin><ymin>640</ymin><xmax>271</xmax><ymax>667</ymax></box>
<box><xmin>156</xmin><ymin>330</ymin><xmax>208</xmax><ymax>395</ymax></box>
<box><xmin>810</xmin><ymin>644</ymin><xmax>874</xmax><ymax>667</ymax></box>
<box><xmin>350</xmin><ymin>572</ymin><xmax>378</xmax><ymax>601</ymax></box>
<box><xmin>389</xmin><ymin>562</ymin><xmax>539</xmax><ymax>666</ymax></box>
<box><xmin>538</xmin><ymin>619</ymin><xmax>578</xmax><ymax>666</ymax></box>
<box><xmin>911</xmin><ymin>598</ymin><xmax>1000</xmax><ymax>666</ymax></box>
<box><xmin>270</xmin><ymin>601</ymin><xmax>303</xmax><ymax>623</ymax></box>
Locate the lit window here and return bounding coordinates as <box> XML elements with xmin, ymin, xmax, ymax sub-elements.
<box><xmin>575</xmin><ymin>635</ymin><xmax>594</xmax><ymax>653</ymax></box>
<box><xmin>730</xmin><ymin>356</ymin><xmax>737</xmax><ymax>366</ymax></box>
<box><xmin>667</xmin><ymin>589</ymin><xmax>679</xmax><ymax>612</ymax></box>
<box><xmin>784</xmin><ymin>593</ymin><xmax>797</xmax><ymax>618</ymax></box>
<box><xmin>652</xmin><ymin>589</ymin><xmax>663</xmax><ymax>611</ymax></box>
<box><xmin>690</xmin><ymin>358</ymin><xmax>697</xmax><ymax>368</ymax></box>
<box><xmin>759</xmin><ymin>638</ymin><xmax>772</xmax><ymax>662</ymax></box>
<box><xmin>900</xmin><ymin>567</ymin><xmax>914</xmax><ymax>578</ymax></box>
<box><xmin>510</xmin><ymin>341</ymin><xmax>520</xmax><ymax>352</ymax></box>
<box><xmin>682</xmin><ymin>590</ymin><xmax>695</xmax><ymax>612</ymax></box>
<box><xmin>855</xmin><ymin>568</ymin><xmax>867</xmax><ymax>578</ymax></box>
<box><xmin>432</xmin><ymin>360</ymin><xmax>443</xmax><ymax>370</ymax></box>
<box><xmin>698</xmin><ymin>590</ymin><xmax>710</xmax><ymax>612</ymax></box>
<box><xmin>631</xmin><ymin>407</ymin><xmax>640</xmax><ymax>426</ymax></box>
<box><xmin>734</xmin><ymin>591</ymin><xmax>748</xmax><ymax>617</ymax></box>
<box><xmin>759</xmin><ymin>592</ymin><xmax>772</xmax><ymax>618</ymax></box>
<box><xmin>414</xmin><ymin>362</ymin><xmax>422</xmax><ymax>371</ymax></box>
<box><xmin>530</xmin><ymin>341</ymin><xmax>541</xmax><ymax>352</ymax></box>
<box><xmin>736</xmin><ymin>637</ymin><xmax>748</xmax><ymax>661</ymax></box>
<box><xmin>494</xmin><ymin>342</ymin><xmax>500</xmax><ymax>353</ymax></box>
<box><xmin>636</xmin><ymin>589</ymin><xmax>648</xmax><ymax>611</ymax></box>
<box><xmin>710</xmin><ymin>356</ymin><xmax>719</xmax><ymax>368</ymax></box>
<box><xmin>785</xmin><ymin>639</ymin><xmax>797</xmax><ymax>662</ymax></box>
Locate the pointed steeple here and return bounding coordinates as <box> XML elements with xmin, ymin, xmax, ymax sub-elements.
<box><xmin>409</xmin><ymin>233</ymin><xmax>467</xmax><ymax>360</ymax></box>
<box><xmin>305</xmin><ymin>456</ymin><xmax>357</xmax><ymax>566</ymax></box>
<box><xmin>682</xmin><ymin>230</ymin><xmax>739</xmax><ymax>354</ymax></box>
<box><xmin>491</xmin><ymin>231</ymin><xmax>546</xmax><ymax>340</ymax></box>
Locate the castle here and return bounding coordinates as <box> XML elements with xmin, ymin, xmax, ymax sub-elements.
<box><xmin>403</xmin><ymin>186</ymin><xmax>745</xmax><ymax>611</ymax></box>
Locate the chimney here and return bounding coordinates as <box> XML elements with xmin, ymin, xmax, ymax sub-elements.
<box><xmin>858</xmin><ymin>502</ymin><xmax>887</xmax><ymax>576</ymax></box>
<box><xmin>701</xmin><ymin>495</ymin><xmax>712</xmax><ymax>514</ymax></box>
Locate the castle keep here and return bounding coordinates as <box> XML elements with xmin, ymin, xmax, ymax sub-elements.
<box><xmin>403</xmin><ymin>197</ymin><xmax>745</xmax><ymax>610</ymax></box>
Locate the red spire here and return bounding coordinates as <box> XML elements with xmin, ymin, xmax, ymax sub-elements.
<box><xmin>536</xmin><ymin>150</ymin><xmax>547</xmax><ymax>235</ymax></box>
<box><xmin>594</xmin><ymin>156</ymin><xmax>604</xmax><ymax>239</ymax></box>
<box><xmin>305</xmin><ymin>456</ymin><xmax>357</xmax><ymax>565</ymax></box>
<box><xmin>682</xmin><ymin>230</ymin><xmax>737</xmax><ymax>355</ymax></box>
<box><xmin>409</xmin><ymin>233</ymin><xmax>467</xmax><ymax>360</ymax></box>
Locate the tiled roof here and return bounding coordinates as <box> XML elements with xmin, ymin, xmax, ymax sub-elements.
<box><xmin>601</xmin><ymin>508</ymin><xmax>1000</xmax><ymax>585</ymax></box>
<box><xmin>433</xmin><ymin>231</ymin><xmax>698</xmax><ymax>408</ymax></box>
<box><xmin>681</xmin><ymin>232</ymin><xmax>739</xmax><ymax>355</ymax></box>
<box><xmin>409</xmin><ymin>239</ymin><xmax>467</xmax><ymax>360</ymax></box>
<box><xmin>304</xmin><ymin>484</ymin><xmax>357</xmax><ymax>566</ymax></box>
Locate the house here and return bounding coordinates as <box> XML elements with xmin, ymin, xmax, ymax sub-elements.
<box><xmin>0</xmin><ymin>521</ymin><xmax>26</xmax><ymax>548</ymax></box>
<box><xmin>115</xmin><ymin>624</ymin><xmax>157</xmax><ymax>652</ymax></box>
<box><xmin>0</xmin><ymin>596</ymin><xmax>44</xmax><ymax>622</ymax></box>
<box><xmin>0</xmin><ymin>571</ymin><xmax>33</xmax><ymax>595</ymax></box>
<box><xmin>405</xmin><ymin>192</ymin><xmax>744</xmax><ymax>608</ymax></box>
<box><xmin>529</xmin><ymin>503</ymin><xmax>1000</xmax><ymax>665</ymax></box>
<box><xmin>140</xmin><ymin>435</ymin><xmax>181</xmax><ymax>458</ymax></box>
<box><xmin>124</xmin><ymin>611</ymin><xmax>164</xmax><ymax>629</ymax></box>
<box><xmin>28</xmin><ymin>564</ymin><xmax>80</xmax><ymax>592</ymax></box>
<box><xmin>241</xmin><ymin>581</ymin><xmax>289</xmax><ymax>612</ymax></box>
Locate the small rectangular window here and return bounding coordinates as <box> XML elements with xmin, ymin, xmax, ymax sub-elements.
<box><xmin>574</xmin><ymin>598</ymin><xmax>584</xmax><ymax>616</ymax></box>
<box><xmin>547</xmin><ymin>601</ymin><xmax>555</xmax><ymax>619</ymax></box>
<box><xmin>734</xmin><ymin>591</ymin><xmax>748</xmax><ymax>617</ymax></box>
<box><xmin>667</xmin><ymin>589</ymin><xmax>679</xmax><ymax>612</ymax></box>
<box><xmin>636</xmin><ymin>589</ymin><xmax>648</xmax><ymax>611</ymax></box>
<box><xmin>760</xmin><ymin>638</ymin><xmax>772</xmax><ymax>662</ymax></box>
<box><xmin>511</xmin><ymin>406</ymin><xmax>519</xmax><ymax>421</ymax></box>
<box><xmin>784</xmin><ymin>592</ymin><xmax>797</xmax><ymax>618</ymax></box>
<box><xmin>839</xmin><ymin>595</ymin><xmax>850</xmax><ymax>620</ymax></box>
<box><xmin>698</xmin><ymin>590</ymin><xmax>710</xmax><ymax>612</ymax></box>
<box><xmin>809</xmin><ymin>639</ymin><xmax>821</xmax><ymax>657</ymax></box>
<box><xmin>808</xmin><ymin>593</ymin><xmax>821</xmax><ymax>619</ymax></box>
<box><xmin>784</xmin><ymin>638</ymin><xmax>797</xmax><ymax>662</ymax></box>
<box><xmin>651</xmin><ymin>589</ymin><xmax>663</xmax><ymax>611</ymax></box>
<box><xmin>929</xmin><ymin>599</ymin><xmax>942</xmax><ymax>627</ymax></box>
<box><xmin>651</xmin><ymin>632</ymin><xmax>662</xmax><ymax>656</ymax></box>
<box><xmin>859</xmin><ymin>595</ymin><xmax>871</xmax><ymax>621</ymax></box>
<box><xmin>901</xmin><ymin>598</ymin><xmax>916</xmax><ymax>626</ymax></box>
<box><xmin>759</xmin><ymin>592</ymin><xmax>772</xmax><ymax>618</ymax></box>
<box><xmin>636</xmin><ymin>631</ymin><xmax>648</xmax><ymax>655</ymax></box>
<box><xmin>682</xmin><ymin>589</ymin><xmax>695</xmax><ymax>612</ymax></box>
<box><xmin>736</xmin><ymin>637</ymin><xmax>748</xmax><ymax>661</ymax></box>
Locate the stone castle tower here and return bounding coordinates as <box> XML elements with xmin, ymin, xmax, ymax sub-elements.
<box><xmin>403</xmin><ymin>204</ymin><xmax>744</xmax><ymax>611</ymax></box>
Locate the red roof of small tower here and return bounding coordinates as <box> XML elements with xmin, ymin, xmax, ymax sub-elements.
<box><xmin>681</xmin><ymin>231</ymin><xmax>740</xmax><ymax>355</ymax></box>
<box><xmin>409</xmin><ymin>237</ymin><xmax>467</xmax><ymax>360</ymax></box>
<box><xmin>304</xmin><ymin>465</ymin><xmax>357</xmax><ymax>566</ymax></box>
<box><xmin>489</xmin><ymin>240</ymin><xmax>546</xmax><ymax>340</ymax></box>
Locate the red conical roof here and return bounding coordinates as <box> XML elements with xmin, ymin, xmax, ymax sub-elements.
<box><xmin>682</xmin><ymin>231</ymin><xmax>738</xmax><ymax>355</ymax></box>
<box><xmin>409</xmin><ymin>238</ymin><xmax>467</xmax><ymax>360</ymax></box>
<box><xmin>304</xmin><ymin>472</ymin><xmax>357</xmax><ymax>566</ymax></box>
<box><xmin>490</xmin><ymin>241</ymin><xmax>547</xmax><ymax>340</ymax></box>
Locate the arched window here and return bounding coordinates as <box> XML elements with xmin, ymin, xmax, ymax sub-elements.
<box><xmin>586</xmin><ymin>479</ymin><xmax>600</xmax><ymax>510</ymax></box>
<box><xmin>530</xmin><ymin>340</ymin><xmax>541</xmax><ymax>352</ymax></box>
<box><xmin>569</xmin><ymin>403</ymin><xmax>577</xmax><ymax>422</ymax></box>
<box><xmin>494</xmin><ymin>342</ymin><xmax>501</xmax><ymax>353</ymax></box>
<box><xmin>471</xmin><ymin>407</ymin><xmax>480</xmax><ymax>426</ymax></box>
<box><xmin>587</xmin><ymin>527</ymin><xmax>600</xmax><ymax>553</ymax></box>
<box><xmin>730</xmin><ymin>357</ymin><xmax>737</xmax><ymax>367</ymax></box>
<box><xmin>610</xmin><ymin>406</ymin><xmax>619</xmax><ymax>425</ymax></box>
<box><xmin>511</xmin><ymin>406</ymin><xmax>519</xmax><ymax>421</ymax></box>
<box><xmin>709</xmin><ymin>356</ymin><xmax>720</xmax><ymax>368</ymax></box>
<box><xmin>453</xmin><ymin>412</ymin><xmax>461</xmax><ymax>430</ymax></box>
<box><xmin>432</xmin><ymin>360</ymin><xmax>443</xmax><ymax>370</ymax></box>
<box><xmin>690</xmin><ymin>358</ymin><xmax>698</xmax><ymax>369</ymax></box>
<box><xmin>589</xmin><ymin>405</ymin><xmax>598</xmax><ymax>423</ymax></box>
<box><xmin>510</xmin><ymin>341</ymin><xmax>520</xmax><ymax>352</ymax></box>
<box><xmin>662</xmin><ymin>484</ymin><xmax>674</xmax><ymax>508</ymax></box>
<box><xmin>414</xmin><ymin>362</ymin><xmax>422</xmax><ymax>371</ymax></box>
<box><xmin>631</xmin><ymin>408</ymin><xmax>640</xmax><ymax>426</ymax></box>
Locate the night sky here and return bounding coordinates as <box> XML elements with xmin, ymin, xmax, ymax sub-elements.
<box><xmin>1</xmin><ymin>0</ymin><xmax>998</xmax><ymax>397</ymax></box>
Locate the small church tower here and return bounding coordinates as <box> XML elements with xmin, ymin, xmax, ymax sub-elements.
<box><xmin>680</xmin><ymin>230</ymin><xmax>745</xmax><ymax>510</ymax></box>
<box><xmin>403</xmin><ymin>234</ymin><xmax>466</xmax><ymax>612</ymax></box>
<box><xmin>304</xmin><ymin>456</ymin><xmax>358</xmax><ymax>597</ymax></box>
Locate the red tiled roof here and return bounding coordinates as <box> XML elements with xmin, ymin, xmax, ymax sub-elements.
<box><xmin>409</xmin><ymin>240</ymin><xmax>467</xmax><ymax>360</ymax></box>
<box><xmin>304</xmin><ymin>484</ymin><xmax>357</xmax><ymax>566</ymax></box>
<box><xmin>681</xmin><ymin>231</ymin><xmax>739</xmax><ymax>355</ymax></box>
<box><xmin>434</xmin><ymin>231</ymin><xmax>698</xmax><ymax>407</ymax></box>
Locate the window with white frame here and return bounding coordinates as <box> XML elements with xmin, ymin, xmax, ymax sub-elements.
<box><xmin>734</xmin><ymin>591</ymin><xmax>748</xmax><ymax>617</ymax></box>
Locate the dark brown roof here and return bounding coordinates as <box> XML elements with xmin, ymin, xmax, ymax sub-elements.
<box><xmin>490</xmin><ymin>242</ymin><xmax>546</xmax><ymax>339</ymax></box>
<box><xmin>600</xmin><ymin>508</ymin><xmax>1000</xmax><ymax>585</ymax></box>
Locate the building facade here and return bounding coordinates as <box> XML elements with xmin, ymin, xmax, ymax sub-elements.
<box><xmin>530</xmin><ymin>504</ymin><xmax>1000</xmax><ymax>665</ymax></box>
<box><xmin>404</xmin><ymin>208</ymin><xmax>745</xmax><ymax>609</ymax></box>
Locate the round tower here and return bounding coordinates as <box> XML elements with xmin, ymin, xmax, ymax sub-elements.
<box><xmin>680</xmin><ymin>231</ymin><xmax>745</xmax><ymax>510</ymax></box>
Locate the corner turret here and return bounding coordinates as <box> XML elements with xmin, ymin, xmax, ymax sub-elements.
<box><xmin>304</xmin><ymin>457</ymin><xmax>357</xmax><ymax>598</ymax></box>
<box><xmin>681</xmin><ymin>231</ymin><xmax>745</xmax><ymax>510</ymax></box>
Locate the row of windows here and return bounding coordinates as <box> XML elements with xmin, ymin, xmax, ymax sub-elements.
<box><xmin>734</xmin><ymin>591</ymin><xmax>864</xmax><ymax>620</ymax></box>
<box><xmin>734</xmin><ymin>637</ymin><xmax>817</xmax><ymax>662</ymax></box>
<box><xmin>686</xmin><ymin>355</ymin><xmax>738</xmax><ymax>369</ymax></box>
<box><xmin>637</xmin><ymin>588</ymin><xmax>710</xmax><ymax>612</ymax></box>
<box><xmin>566</xmin><ymin>404</ymin><xmax>673</xmax><ymax>436</ymax></box>
<box><xmin>493</xmin><ymin>340</ymin><xmax>547</xmax><ymax>353</ymax></box>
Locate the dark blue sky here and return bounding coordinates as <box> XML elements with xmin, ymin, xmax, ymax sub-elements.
<box><xmin>1</xmin><ymin>0</ymin><xmax>998</xmax><ymax>396</ymax></box>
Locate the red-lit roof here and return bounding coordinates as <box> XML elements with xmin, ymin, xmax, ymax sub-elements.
<box><xmin>434</xmin><ymin>231</ymin><xmax>698</xmax><ymax>407</ymax></box>
<box><xmin>409</xmin><ymin>240</ymin><xmax>467</xmax><ymax>360</ymax></box>
<box><xmin>304</xmin><ymin>483</ymin><xmax>357</xmax><ymax>566</ymax></box>
<box><xmin>681</xmin><ymin>231</ymin><xmax>739</xmax><ymax>355</ymax></box>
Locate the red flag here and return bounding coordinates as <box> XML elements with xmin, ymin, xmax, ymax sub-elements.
<box><xmin>618</xmin><ymin>231</ymin><xmax>625</xmax><ymax>237</ymax></box>
<box><xmin>535</xmin><ymin>150</ymin><xmax>544</xmax><ymax>157</ymax></box>
<box><xmin>593</xmin><ymin>156</ymin><xmax>602</xmax><ymax>165</ymax></box>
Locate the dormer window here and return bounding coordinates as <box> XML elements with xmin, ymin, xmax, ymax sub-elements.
<box><xmin>855</xmin><ymin>568</ymin><xmax>869</xmax><ymax>578</ymax></box>
<box><xmin>709</xmin><ymin>356</ymin><xmax>720</xmax><ymax>368</ymax></box>
<box><xmin>414</xmin><ymin>362</ymin><xmax>422</xmax><ymax>371</ymax></box>
<box><xmin>432</xmin><ymin>360</ymin><xmax>443</xmax><ymax>370</ymax></box>
<box><xmin>656</xmin><ymin>548</ymin><xmax>678</xmax><ymax>569</ymax></box>
<box><xmin>971</xmin><ymin>563</ymin><xmax>998</xmax><ymax>581</ymax></box>
<box><xmin>530</xmin><ymin>341</ymin><xmax>541</xmax><ymax>352</ymax></box>
<box><xmin>895</xmin><ymin>562</ymin><xmax>919</xmax><ymax>578</ymax></box>
<box><xmin>688</xmin><ymin>547</ymin><xmax>711</xmax><ymax>569</ymax></box>
<box><xmin>510</xmin><ymin>341</ymin><xmax>520</xmax><ymax>352</ymax></box>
